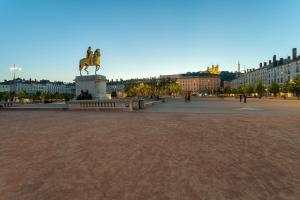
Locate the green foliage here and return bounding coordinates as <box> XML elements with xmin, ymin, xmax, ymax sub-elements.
<box><xmin>256</xmin><ymin>81</ymin><xmax>265</xmax><ymax>97</ymax></box>
<box><xmin>33</xmin><ymin>91</ymin><xmax>42</xmax><ymax>100</ymax></box>
<box><xmin>220</xmin><ymin>71</ymin><xmax>237</xmax><ymax>87</ymax></box>
<box><xmin>290</xmin><ymin>75</ymin><xmax>300</xmax><ymax>99</ymax></box>
<box><xmin>281</xmin><ymin>80</ymin><xmax>292</xmax><ymax>93</ymax></box>
<box><xmin>126</xmin><ymin>78</ymin><xmax>180</xmax><ymax>98</ymax></box>
<box><xmin>237</xmin><ymin>85</ymin><xmax>245</xmax><ymax>94</ymax></box>
<box><xmin>230</xmin><ymin>88</ymin><xmax>238</xmax><ymax>94</ymax></box>
<box><xmin>166</xmin><ymin>82</ymin><xmax>181</xmax><ymax>96</ymax></box>
<box><xmin>128</xmin><ymin>83</ymin><xmax>152</xmax><ymax>97</ymax></box>
<box><xmin>245</xmin><ymin>84</ymin><xmax>255</xmax><ymax>95</ymax></box>
<box><xmin>41</xmin><ymin>92</ymin><xmax>51</xmax><ymax>100</ymax></box>
<box><xmin>0</xmin><ymin>92</ymin><xmax>11</xmax><ymax>101</ymax></box>
<box><xmin>17</xmin><ymin>91</ymin><xmax>28</xmax><ymax>99</ymax></box>
<box><xmin>268</xmin><ymin>81</ymin><xmax>280</xmax><ymax>96</ymax></box>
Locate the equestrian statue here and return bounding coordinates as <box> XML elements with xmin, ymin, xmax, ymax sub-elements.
<box><xmin>79</xmin><ymin>46</ymin><xmax>101</xmax><ymax>75</ymax></box>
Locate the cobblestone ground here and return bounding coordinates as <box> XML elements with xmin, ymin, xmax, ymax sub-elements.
<box><xmin>0</xmin><ymin>107</ymin><xmax>300</xmax><ymax>199</ymax></box>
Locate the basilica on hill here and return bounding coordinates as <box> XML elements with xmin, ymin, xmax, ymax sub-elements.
<box><xmin>207</xmin><ymin>65</ymin><xmax>220</xmax><ymax>75</ymax></box>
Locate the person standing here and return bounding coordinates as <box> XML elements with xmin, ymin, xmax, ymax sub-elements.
<box><xmin>239</xmin><ymin>94</ymin><xmax>243</xmax><ymax>102</ymax></box>
<box><xmin>243</xmin><ymin>94</ymin><xmax>247</xmax><ymax>103</ymax></box>
<box><xmin>187</xmin><ymin>93</ymin><xmax>191</xmax><ymax>103</ymax></box>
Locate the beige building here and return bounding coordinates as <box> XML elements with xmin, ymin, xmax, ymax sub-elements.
<box><xmin>177</xmin><ymin>75</ymin><xmax>220</xmax><ymax>94</ymax></box>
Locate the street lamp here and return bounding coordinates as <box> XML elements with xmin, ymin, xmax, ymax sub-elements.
<box><xmin>9</xmin><ymin>64</ymin><xmax>22</xmax><ymax>101</ymax></box>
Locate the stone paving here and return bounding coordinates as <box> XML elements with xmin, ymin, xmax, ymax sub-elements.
<box><xmin>0</xmin><ymin>98</ymin><xmax>300</xmax><ymax>199</ymax></box>
<box><xmin>144</xmin><ymin>97</ymin><xmax>300</xmax><ymax>114</ymax></box>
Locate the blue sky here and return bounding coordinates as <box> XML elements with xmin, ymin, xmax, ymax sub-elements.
<box><xmin>0</xmin><ymin>0</ymin><xmax>300</xmax><ymax>82</ymax></box>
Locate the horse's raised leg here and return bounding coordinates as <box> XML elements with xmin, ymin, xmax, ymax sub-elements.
<box><xmin>84</xmin><ymin>66</ymin><xmax>89</xmax><ymax>75</ymax></box>
<box><xmin>95</xmin><ymin>65</ymin><xmax>100</xmax><ymax>74</ymax></box>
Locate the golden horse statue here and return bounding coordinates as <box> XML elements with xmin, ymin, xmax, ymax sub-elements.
<box><xmin>79</xmin><ymin>48</ymin><xmax>101</xmax><ymax>75</ymax></box>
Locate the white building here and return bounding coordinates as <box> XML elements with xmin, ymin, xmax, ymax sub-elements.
<box><xmin>232</xmin><ymin>48</ymin><xmax>300</xmax><ymax>88</ymax></box>
<box><xmin>1</xmin><ymin>79</ymin><xmax>75</xmax><ymax>94</ymax></box>
<box><xmin>0</xmin><ymin>84</ymin><xmax>10</xmax><ymax>92</ymax></box>
<box><xmin>13</xmin><ymin>83</ymin><xmax>74</xmax><ymax>94</ymax></box>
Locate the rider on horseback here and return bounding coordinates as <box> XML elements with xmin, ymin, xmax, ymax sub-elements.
<box><xmin>86</xmin><ymin>46</ymin><xmax>94</xmax><ymax>65</ymax></box>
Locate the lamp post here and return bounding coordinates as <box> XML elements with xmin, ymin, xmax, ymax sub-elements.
<box><xmin>9</xmin><ymin>64</ymin><xmax>22</xmax><ymax>101</ymax></box>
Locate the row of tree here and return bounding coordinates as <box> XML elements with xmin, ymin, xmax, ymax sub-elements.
<box><xmin>125</xmin><ymin>78</ymin><xmax>181</xmax><ymax>98</ymax></box>
<box><xmin>225</xmin><ymin>75</ymin><xmax>300</xmax><ymax>99</ymax></box>
<box><xmin>0</xmin><ymin>91</ymin><xmax>75</xmax><ymax>102</ymax></box>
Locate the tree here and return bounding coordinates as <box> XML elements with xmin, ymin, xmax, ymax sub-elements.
<box><xmin>245</xmin><ymin>84</ymin><xmax>255</xmax><ymax>96</ymax></box>
<box><xmin>54</xmin><ymin>93</ymin><xmax>64</xmax><ymax>101</ymax></box>
<box><xmin>230</xmin><ymin>88</ymin><xmax>238</xmax><ymax>95</ymax></box>
<box><xmin>268</xmin><ymin>81</ymin><xmax>280</xmax><ymax>96</ymax></box>
<box><xmin>290</xmin><ymin>75</ymin><xmax>300</xmax><ymax>100</ymax></box>
<box><xmin>127</xmin><ymin>83</ymin><xmax>151</xmax><ymax>97</ymax></box>
<box><xmin>237</xmin><ymin>85</ymin><xmax>245</xmax><ymax>94</ymax></box>
<box><xmin>256</xmin><ymin>81</ymin><xmax>265</xmax><ymax>98</ymax></box>
<box><xmin>167</xmin><ymin>82</ymin><xmax>180</xmax><ymax>97</ymax></box>
<box><xmin>281</xmin><ymin>80</ymin><xmax>291</xmax><ymax>93</ymax></box>
<box><xmin>33</xmin><ymin>91</ymin><xmax>42</xmax><ymax>101</ymax></box>
<box><xmin>0</xmin><ymin>92</ymin><xmax>11</xmax><ymax>101</ymax></box>
<box><xmin>140</xmin><ymin>84</ymin><xmax>152</xmax><ymax>97</ymax></box>
<box><xmin>219</xmin><ymin>71</ymin><xmax>237</xmax><ymax>87</ymax></box>
<box><xmin>17</xmin><ymin>91</ymin><xmax>27</xmax><ymax>99</ymax></box>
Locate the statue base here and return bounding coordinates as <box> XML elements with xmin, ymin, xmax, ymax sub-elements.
<box><xmin>75</xmin><ymin>75</ymin><xmax>108</xmax><ymax>100</ymax></box>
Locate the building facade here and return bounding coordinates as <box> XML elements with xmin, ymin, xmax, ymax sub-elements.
<box><xmin>159</xmin><ymin>74</ymin><xmax>182</xmax><ymax>80</ymax></box>
<box><xmin>106</xmin><ymin>82</ymin><xmax>125</xmax><ymax>94</ymax></box>
<box><xmin>232</xmin><ymin>48</ymin><xmax>300</xmax><ymax>88</ymax></box>
<box><xmin>0</xmin><ymin>84</ymin><xmax>10</xmax><ymax>92</ymax></box>
<box><xmin>0</xmin><ymin>78</ymin><xmax>75</xmax><ymax>94</ymax></box>
<box><xmin>177</xmin><ymin>75</ymin><xmax>220</xmax><ymax>94</ymax></box>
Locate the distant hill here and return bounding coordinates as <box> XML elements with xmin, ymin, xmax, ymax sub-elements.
<box><xmin>219</xmin><ymin>71</ymin><xmax>238</xmax><ymax>87</ymax></box>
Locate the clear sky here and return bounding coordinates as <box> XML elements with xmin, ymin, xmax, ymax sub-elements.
<box><xmin>0</xmin><ymin>0</ymin><xmax>300</xmax><ymax>82</ymax></box>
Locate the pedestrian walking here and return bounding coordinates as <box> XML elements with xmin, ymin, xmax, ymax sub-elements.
<box><xmin>187</xmin><ymin>94</ymin><xmax>191</xmax><ymax>103</ymax></box>
<box><xmin>239</xmin><ymin>94</ymin><xmax>242</xmax><ymax>102</ymax></box>
<box><xmin>244</xmin><ymin>94</ymin><xmax>247</xmax><ymax>103</ymax></box>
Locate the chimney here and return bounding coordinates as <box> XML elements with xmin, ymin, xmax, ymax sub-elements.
<box><xmin>280</xmin><ymin>58</ymin><xmax>283</xmax><ymax>65</ymax></box>
<box><xmin>292</xmin><ymin>48</ymin><xmax>297</xmax><ymax>60</ymax></box>
<box><xmin>273</xmin><ymin>55</ymin><xmax>277</xmax><ymax>66</ymax></box>
<box><xmin>259</xmin><ymin>63</ymin><xmax>262</xmax><ymax>68</ymax></box>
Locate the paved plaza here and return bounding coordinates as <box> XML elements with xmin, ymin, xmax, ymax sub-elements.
<box><xmin>144</xmin><ymin>97</ymin><xmax>300</xmax><ymax>114</ymax></box>
<box><xmin>1</xmin><ymin>98</ymin><xmax>300</xmax><ymax>199</ymax></box>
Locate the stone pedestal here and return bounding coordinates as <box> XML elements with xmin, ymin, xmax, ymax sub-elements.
<box><xmin>75</xmin><ymin>75</ymin><xmax>108</xmax><ymax>100</ymax></box>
